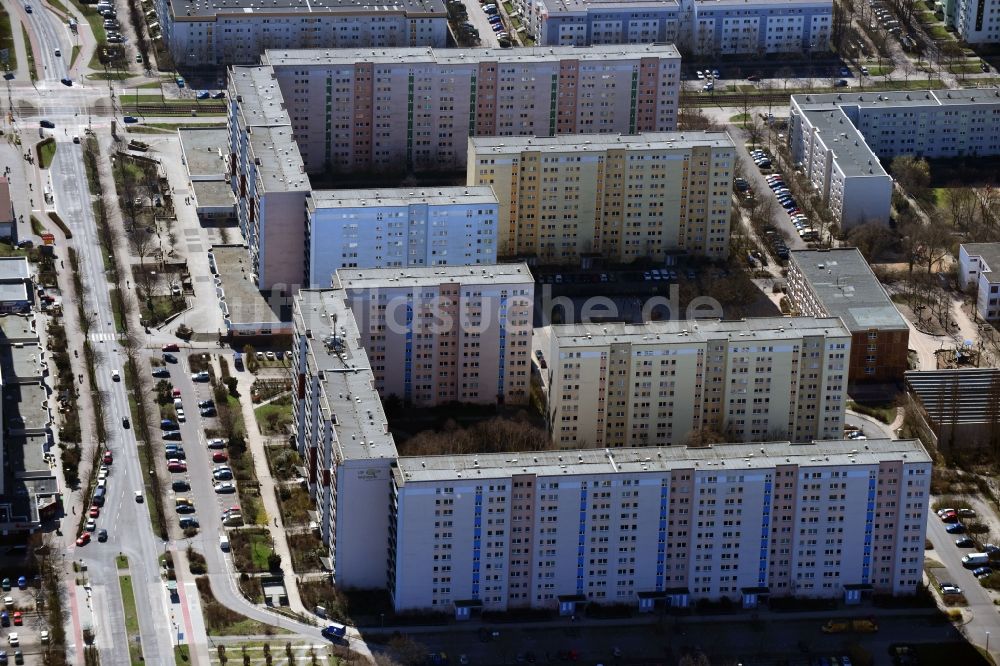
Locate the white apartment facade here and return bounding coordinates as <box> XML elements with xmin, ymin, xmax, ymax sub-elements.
<box><xmin>158</xmin><ymin>0</ymin><xmax>447</xmax><ymax>66</ymax></box>
<box><xmin>959</xmin><ymin>243</ymin><xmax>1000</xmax><ymax>320</ymax></box>
<box><xmin>536</xmin><ymin>317</ymin><xmax>851</xmax><ymax>448</ymax></box>
<box><xmin>951</xmin><ymin>0</ymin><xmax>1000</xmax><ymax>43</ymax></box>
<box><xmin>335</xmin><ymin>264</ymin><xmax>534</xmax><ymax>406</ymax></box>
<box><xmin>790</xmin><ymin>89</ymin><xmax>1000</xmax><ymax>228</ymax></box>
<box><xmin>520</xmin><ymin>0</ymin><xmax>832</xmax><ymax>55</ymax></box>
<box><xmin>307</xmin><ymin>188</ymin><xmax>499</xmax><ymax>288</ymax></box>
<box><xmin>390</xmin><ymin>439</ymin><xmax>930</xmax><ymax>611</ymax></box>
<box><xmin>468</xmin><ymin>132</ymin><xmax>734</xmax><ymax>263</ymax></box>
<box><xmin>260</xmin><ymin>45</ymin><xmax>681</xmax><ymax>174</ymax></box>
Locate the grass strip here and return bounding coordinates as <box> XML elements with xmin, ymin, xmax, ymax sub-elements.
<box><xmin>0</xmin><ymin>6</ymin><xmax>19</xmax><ymax>72</ymax></box>
<box><xmin>20</xmin><ymin>26</ymin><xmax>35</xmax><ymax>80</ymax></box>
<box><xmin>38</xmin><ymin>137</ymin><xmax>56</xmax><ymax>168</ymax></box>
<box><xmin>118</xmin><ymin>575</ymin><xmax>145</xmax><ymax>665</ymax></box>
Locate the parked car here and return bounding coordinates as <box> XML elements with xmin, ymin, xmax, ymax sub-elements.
<box><xmin>200</xmin><ymin>407</ymin><xmax>217</xmax><ymax>417</ymax></box>
<box><xmin>213</xmin><ymin>467</ymin><xmax>233</xmax><ymax>480</ymax></box>
<box><xmin>162</xmin><ymin>353</ymin><xmax>177</xmax><ymax>363</ymax></box>
<box><xmin>959</xmin><ymin>508</ymin><xmax>977</xmax><ymax>518</ymax></box>
<box><xmin>946</xmin><ymin>522</ymin><xmax>967</xmax><ymax>534</ymax></box>
<box><xmin>956</xmin><ymin>537</ymin><xmax>976</xmax><ymax>548</ymax></box>
<box><xmin>97</xmin><ymin>529</ymin><xmax>108</xmax><ymax>542</ymax></box>
<box><xmin>163</xmin><ymin>430</ymin><xmax>182</xmax><ymax>441</ymax></box>
<box><xmin>152</xmin><ymin>368</ymin><xmax>170</xmax><ymax>379</ymax></box>
<box><xmin>214</xmin><ymin>482</ymin><xmax>236</xmax><ymax>494</ymax></box>
<box><xmin>212</xmin><ymin>452</ymin><xmax>229</xmax><ymax>463</ymax></box>
<box><xmin>162</xmin><ymin>343</ymin><xmax>180</xmax><ymax>352</ymax></box>
<box><xmin>167</xmin><ymin>461</ymin><xmax>187</xmax><ymax>473</ymax></box>
<box><xmin>123</xmin><ymin>116</ymin><xmax>139</xmax><ymax>124</ymax></box>
<box><xmin>974</xmin><ymin>566</ymin><xmax>994</xmax><ymax>577</ymax></box>
<box><xmin>192</xmin><ymin>371</ymin><xmax>210</xmax><ymax>382</ymax></box>
<box><xmin>207</xmin><ymin>438</ymin><xmax>227</xmax><ymax>449</ymax></box>
<box><xmin>940</xmin><ymin>584</ymin><xmax>962</xmax><ymax>595</ymax></box>
<box><xmin>179</xmin><ymin>517</ymin><xmax>199</xmax><ymax>529</ymax></box>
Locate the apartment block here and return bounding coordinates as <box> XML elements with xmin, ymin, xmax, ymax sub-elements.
<box><xmin>959</xmin><ymin>243</ymin><xmax>1000</xmax><ymax>320</ymax></box>
<box><xmin>306</xmin><ymin>188</ymin><xmax>499</xmax><ymax>288</ymax></box>
<box><xmin>519</xmin><ymin>0</ymin><xmax>831</xmax><ymax>55</ymax></box>
<box><xmin>228</xmin><ymin>66</ymin><xmax>310</xmax><ymax>291</ymax></box>
<box><xmin>787</xmin><ymin>249</ymin><xmax>909</xmax><ymax>386</ymax></box>
<box><xmin>292</xmin><ymin>289</ymin><xmax>399</xmax><ymax>589</ymax></box>
<box><xmin>259</xmin><ymin>44</ymin><xmax>681</xmax><ymax>174</ymax></box>
<box><xmin>335</xmin><ymin>264</ymin><xmax>534</xmax><ymax>406</ymax></box>
<box><xmin>790</xmin><ymin>89</ymin><xmax>1000</xmax><ymax>228</ymax></box>
<box><xmin>157</xmin><ymin>0</ymin><xmax>446</xmax><ymax>66</ymax></box>
<box><xmin>468</xmin><ymin>132</ymin><xmax>734</xmax><ymax>263</ymax></box>
<box><xmin>536</xmin><ymin>317</ymin><xmax>851</xmax><ymax>449</ymax></box>
<box><xmin>390</xmin><ymin>438</ymin><xmax>930</xmax><ymax>611</ymax></box>
<box><xmin>292</xmin><ymin>289</ymin><xmax>929</xmax><ymax>610</ymax></box>
<box><xmin>950</xmin><ymin>0</ymin><xmax>1000</xmax><ymax>43</ymax></box>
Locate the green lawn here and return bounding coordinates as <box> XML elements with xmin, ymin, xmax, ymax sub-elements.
<box><xmin>0</xmin><ymin>6</ymin><xmax>19</xmax><ymax>72</ymax></box>
<box><xmin>729</xmin><ymin>113</ymin><xmax>750</xmax><ymax>123</ymax></box>
<box><xmin>249</xmin><ymin>532</ymin><xmax>273</xmax><ymax>570</ymax></box>
<box><xmin>21</xmin><ymin>26</ymin><xmax>34</xmax><ymax>79</ymax></box>
<box><xmin>70</xmin><ymin>44</ymin><xmax>80</xmax><ymax>69</ymax></box>
<box><xmin>86</xmin><ymin>71</ymin><xmax>132</xmax><ymax>80</ymax></box>
<box><xmin>254</xmin><ymin>395</ymin><xmax>292</xmax><ymax>436</ymax></box>
<box><xmin>116</xmin><ymin>554</ymin><xmax>129</xmax><ymax>570</ymax></box>
<box><xmin>38</xmin><ymin>139</ymin><xmax>56</xmax><ymax>169</ymax></box>
<box><xmin>119</xmin><ymin>575</ymin><xmax>145</xmax><ymax>665</ymax></box>
<box><xmin>927</xmin><ymin>24</ymin><xmax>953</xmax><ymax>39</ymax></box>
<box><xmin>68</xmin><ymin>0</ymin><xmax>107</xmax><ymax>44</ymax></box>
<box><xmin>47</xmin><ymin>0</ymin><xmax>71</xmax><ymax>13</ymax></box>
<box><xmin>848</xmin><ymin>400</ymin><xmax>897</xmax><ymax>424</ymax></box>
<box><xmin>29</xmin><ymin>215</ymin><xmax>45</xmax><ymax>236</ymax></box>
<box><xmin>866</xmin><ymin>65</ymin><xmax>894</xmax><ymax>76</ymax></box>
<box><xmin>174</xmin><ymin>645</ymin><xmax>190</xmax><ymax>664</ymax></box>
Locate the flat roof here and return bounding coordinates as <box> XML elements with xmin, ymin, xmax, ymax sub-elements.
<box><xmin>309</xmin><ymin>186</ymin><xmax>498</xmax><ymax>209</ymax></box>
<box><xmin>0</xmin><ymin>315</ymin><xmax>38</xmax><ymax>344</ymax></box>
<box><xmin>801</xmin><ymin>109</ymin><xmax>886</xmax><ymax>178</ymax></box>
<box><xmin>470</xmin><ymin>131</ymin><xmax>734</xmax><ymax>155</ymax></box>
<box><xmin>178</xmin><ymin>128</ymin><xmax>230</xmax><ymax>179</ymax></box>
<box><xmin>264</xmin><ymin>43</ymin><xmax>680</xmax><ymax>67</ymax></box>
<box><xmin>211</xmin><ymin>245</ymin><xmax>285</xmax><ymax>326</ymax></box>
<box><xmin>0</xmin><ymin>283</ymin><xmax>28</xmax><ymax>304</ymax></box>
<box><xmin>335</xmin><ymin>262</ymin><xmax>533</xmax><ymax>290</ymax></box>
<box><xmin>545</xmin><ymin>316</ymin><xmax>851</xmax><ymax>347</ymax></box>
<box><xmin>0</xmin><ymin>178</ymin><xmax>11</xmax><ymax>225</ymax></box>
<box><xmin>248</xmin><ymin>126</ymin><xmax>308</xmax><ymax>192</ymax></box>
<box><xmin>790</xmin><ymin>248</ymin><xmax>908</xmax><ymax>331</ymax></box>
<box><xmin>5</xmin><ymin>383</ymin><xmax>51</xmax><ymax>433</ymax></box>
<box><xmin>0</xmin><ymin>258</ymin><xmax>30</xmax><ymax>283</ymax></box>
<box><xmin>295</xmin><ymin>289</ymin><xmax>397</xmax><ymax>461</ymax></box>
<box><xmin>174</xmin><ymin>0</ymin><xmax>445</xmax><ymax>19</ymax></box>
<box><xmin>538</xmin><ymin>0</ymin><xmax>827</xmax><ymax>13</ymax></box>
<box><xmin>0</xmin><ymin>343</ymin><xmax>44</xmax><ymax>383</ymax></box>
<box><xmin>907</xmin><ymin>368</ymin><xmax>1000</xmax><ymax>424</ymax></box>
<box><xmin>793</xmin><ymin>88</ymin><xmax>1000</xmax><ymax>111</ymax></box>
<box><xmin>394</xmin><ymin>438</ymin><xmax>930</xmax><ymax>484</ymax></box>
<box><xmin>963</xmin><ymin>243</ymin><xmax>1000</xmax><ymax>283</ymax></box>
<box><xmin>230</xmin><ymin>67</ymin><xmax>292</xmax><ymax>128</ymax></box>
<box><xmin>193</xmin><ymin>181</ymin><xmax>236</xmax><ymax>209</ymax></box>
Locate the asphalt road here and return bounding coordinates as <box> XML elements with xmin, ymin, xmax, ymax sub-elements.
<box><xmin>51</xmin><ymin>135</ymin><xmax>175</xmax><ymax>664</ymax></box>
<box><xmin>461</xmin><ymin>0</ymin><xmax>500</xmax><ymax>48</ymax></box>
<box><xmin>21</xmin><ymin>3</ymin><xmax>71</xmax><ymax>82</ymax></box>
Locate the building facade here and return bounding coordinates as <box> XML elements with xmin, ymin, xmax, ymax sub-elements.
<box><xmin>307</xmin><ymin>188</ymin><xmax>499</xmax><ymax>288</ymax></box>
<box><xmin>959</xmin><ymin>243</ymin><xmax>1000</xmax><ymax>320</ymax></box>
<box><xmin>468</xmin><ymin>132</ymin><xmax>734</xmax><ymax>263</ymax></box>
<box><xmin>519</xmin><ymin>0</ymin><xmax>832</xmax><ymax>56</ymax></box>
<box><xmin>260</xmin><ymin>45</ymin><xmax>681</xmax><ymax>174</ymax></box>
<box><xmin>536</xmin><ymin>317</ymin><xmax>851</xmax><ymax>449</ymax></box>
<box><xmin>790</xmin><ymin>89</ymin><xmax>1000</xmax><ymax>227</ymax></box>
<box><xmin>787</xmin><ymin>249</ymin><xmax>909</xmax><ymax>387</ymax></box>
<box><xmin>950</xmin><ymin>0</ymin><xmax>1000</xmax><ymax>43</ymax></box>
<box><xmin>336</xmin><ymin>264</ymin><xmax>534</xmax><ymax>406</ymax></box>
<box><xmin>228</xmin><ymin>67</ymin><xmax>310</xmax><ymax>291</ymax></box>
<box><xmin>158</xmin><ymin>0</ymin><xmax>447</xmax><ymax>66</ymax></box>
<box><xmin>390</xmin><ymin>439</ymin><xmax>930</xmax><ymax>611</ymax></box>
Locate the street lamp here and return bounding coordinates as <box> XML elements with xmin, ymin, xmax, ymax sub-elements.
<box><xmin>987</xmin><ymin>631</ymin><xmax>991</xmax><ymax>652</ymax></box>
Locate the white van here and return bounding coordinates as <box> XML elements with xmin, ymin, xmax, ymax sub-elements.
<box><xmin>219</xmin><ymin>533</ymin><xmax>230</xmax><ymax>551</ymax></box>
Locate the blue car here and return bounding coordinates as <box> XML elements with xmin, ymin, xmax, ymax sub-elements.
<box><xmin>123</xmin><ymin>116</ymin><xmax>139</xmax><ymax>124</ymax></box>
<box><xmin>196</xmin><ymin>91</ymin><xmax>210</xmax><ymax>100</ymax></box>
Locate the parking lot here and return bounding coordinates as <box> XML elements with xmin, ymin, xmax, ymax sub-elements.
<box><xmin>0</xmin><ymin>576</ymin><xmax>51</xmax><ymax>663</ymax></box>
<box><xmin>457</xmin><ymin>0</ymin><xmax>500</xmax><ymax>47</ymax></box>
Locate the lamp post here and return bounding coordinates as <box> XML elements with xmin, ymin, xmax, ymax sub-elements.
<box><xmin>987</xmin><ymin>631</ymin><xmax>991</xmax><ymax>652</ymax></box>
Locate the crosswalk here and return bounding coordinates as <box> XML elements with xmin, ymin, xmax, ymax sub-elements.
<box><xmin>89</xmin><ymin>332</ymin><xmax>121</xmax><ymax>342</ymax></box>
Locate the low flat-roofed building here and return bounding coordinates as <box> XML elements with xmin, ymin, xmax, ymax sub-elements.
<box><xmin>391</xmin><ymin>437</ymin><xmax>929</xmax><ymax>612</ymax></box>
<box><xmin>0</xmin><ymin>178</ymin><xmax>14</xmax><ymax>241</ymax></box>
<box><xmin>959</xmin><ymin>243</ymin><xmax>1000</xmax><ymax>320</ymax></box>
<box><xmin>1</xmin><ymin>433</ymin><xmax>59</xmax><ymax>532</ymax></box>
<box><xmin>0</xmin><ymin>342</ymin><xmax>44</xmax><ymax>384</ymax></box>
<box><xmin>209</xmin><ymin>245</ymin><xmax>293</xmax><ymax>338</ymax></box>
<box><xmin>0</xmin><ymin>315</ymin><xmax>38</xmax><ymax>344</ymax></box>
<box><xmin>0</xmin><ymin>258</ymin><xmax>32</xmax><ymax>314</ymax></box>
<box><xmin>906</xmin><ymin>368</ymin><xmax>1000</xmax><ymax>450</ymax></box>
<box><xmin>787</xmin><ymin>248</ymin><xmax>908</xmax><ymax>387</ymax></box>
<box><xmin>179</xmin><ymin>128</ymin><xmax>235</xmax><ymax>224</ymax></box>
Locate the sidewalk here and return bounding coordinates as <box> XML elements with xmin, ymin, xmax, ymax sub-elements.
<box><xmin>225</xmin><ymin>357</ymin><xmax>309</xmax><ymax>618</ymax></box>
<box><xmin>4</xmin><ymin>0</ymin><xmax>31</xmax><ymax>81</ymax></box>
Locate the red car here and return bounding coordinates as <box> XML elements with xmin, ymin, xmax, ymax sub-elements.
<box><xmin>167</xmin><ymin>461</ymin><xmax>187</xmax><ymax>473</ymax></box>
<box><xmin>162</xmin><ymin>344</ymin><xmax>180</xmax><ymax>352</ymax></box>
<box><xmin>102</xmin><ymin>450</ymin><xmax>113</xmax><ymax>464</ymax></box>
<box><xmin>89</xmin><ymin>505</ymin><xmax>100</xmax><ymax>518</ymax></box>
<box><xmin>76</xmin><ymin>532</ymin><xmax>91</xmax><ymax>546</ymax></box>
<box><xmin>172</xmin><ymin>388</ymin><xmax>182</xmax><ymax>398</ymax></box>
<box><xmin>212</xmin><ymin>452</ymin><xmax>228</xmax><ymax>463</ymax></box>
<box><xmin>12</xmin><ymin>612</ymin><xmax>22</xmax><ymax>626</ymax></box>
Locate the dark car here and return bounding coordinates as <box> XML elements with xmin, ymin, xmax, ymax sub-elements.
<box><xmin>161</xmin><ymin>419</ymin><xmax>177</xmax><ymax>429</ymax></box>
<box><xmin>162</xmin><ymin>353</ymin><xmax>178</xmax><ymax>363</ymax></box>
<box><xmin>974</xmin><ymin>566</ymin><xmax>993</xmax><ymax>577</ymax></box>
<box><xmin>834</xmin><ymin>79</ymin><xmax>849</xmax><ymax>87</ymax></box>
<box><xmin>179</xmin><ymin>517</ymin><xmax>200</xmax><ymax>529</ymax></box>
<box><xmin>212</xmin><ymin>91</ymin><xmax>226</xmax><ymax>99</ymax></box>
<box><xmin>198</xmin><ymin>399</ymin><xmax>214</xmax><ymax>409</ymax></box>
<box><xmin>122</xmin><ymin>417</ymin><xmax>130</xmax><ymax>429</ymax></box>
<box><xmin>163</xmin><ymin>430</ymin><xmax>182</xmax><ymax>441</ymax></box>
<box><xmin>172</xmin><ymin>480</ymin><xmax>191</xmax><ymax>491</ymax></box>
<box><xmin>176</xmin><ymin>504</ymin><xmax>196</xmax><ymax>514</ymax></box>
<box><xmin>200</xmin><ymin>407</ymin><xmax>216</xmax><ymax>417</ymax></box>
<box><xmin>60</xmin><ymin>78</ymin><xmax>72</xmax><ymax>86</ymax></box>
<box><xmin>97</xmin><ymin>529</ymin><xmax>108</xmax><ymax>542</ymax></box>
<box><xmin>196</xmin><ymin>91</ymin><xmax>211</xmax><ymax>100</ymax></box>
<box><xmin>152</xmin><ymin>368</ymin><xmax>170</xmax><ymax>378</ymax></box>
<box><xmin>123</xmin><ymin>116</ymin><xmax>139</xmax><ymax>124</ymax></box>
<box><xmin>956</xmin><ymin>536</ymin><xmax>976</xmax><ymax>548</ymax></box>
<box><xmin>39</xmin><ymin>120</ymin><xmax>55</xmax><ymax>129</ymax></box>
<box><xmin>162</xmin><ymin>343</ymin><xmax>180</xmax><ymax>352</ymax></box>
<box><xmin>946</xmin><ymin>523</ymin><xmax>967</xmax><ymax>534</ymax></box>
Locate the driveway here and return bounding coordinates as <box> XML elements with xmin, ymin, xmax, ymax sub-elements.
<box><xmin>460</xmin><ymin>0</ymin><xmax>499</xmax><ymax>47</ymax></box>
